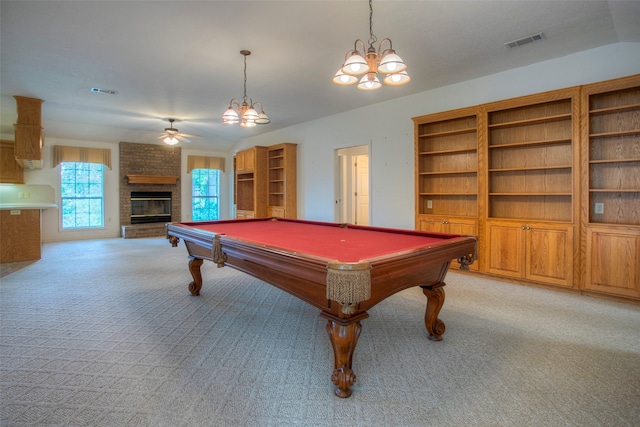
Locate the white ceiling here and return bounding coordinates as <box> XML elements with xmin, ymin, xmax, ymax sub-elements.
<box><xmin>2</xmin><ymin>1</ymin><xmax>639</xmax><ymax>152</ymax></box>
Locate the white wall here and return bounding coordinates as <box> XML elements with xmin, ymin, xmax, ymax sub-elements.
<box><xmin>4</xmin><ymin>42</ymin><xmax>638</xmax><ymax>241</ymax></box>
<box><xmin>235</xmin><ymin>42</ymin><xmax>640</xmax><ymax>229</ymax></box>
<box><xmin>1</xmin><ymin>137</ymin><xmax>232</xmax><ymax>242</ymax></box>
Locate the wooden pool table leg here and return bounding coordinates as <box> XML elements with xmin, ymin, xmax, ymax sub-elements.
<box><xmin>187</xmin><ymin>256</ymin><xmax>204</xmax><ymax>296</ymax></box>
<box><xmin>421</xmin><ymin>283</ymin><xmax>446</xmax><ymax>341</ymax></box>
<box><xmin>320</xmin><ymin>312</ymin><xmax>368</xmax><ymax>398</ymax></box>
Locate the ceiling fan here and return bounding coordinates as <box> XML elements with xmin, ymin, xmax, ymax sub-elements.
<box><xmin>157</xmin><ymin>118</ymin><xmax>196</xmax><ymax>145</ymax></box>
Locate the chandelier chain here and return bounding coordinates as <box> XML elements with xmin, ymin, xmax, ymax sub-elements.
<box><xmin>368</xmin><ymin>0</ymin><xmax>377</xmax><ymax>48</ymax></box>
<box><xmin>243</xmin><ymin>54</ymin><xmax>248</xmax><ymax>102</ymax></box>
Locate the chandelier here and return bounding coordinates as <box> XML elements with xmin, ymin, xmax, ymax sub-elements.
<box><xmin>332</xmin><ymin>0</ymin><xmax>410</xmax><ymax>90</ymax></box>
<box><xmin>222</xmin><ymin>50</ymin><xmax>270</xmax><ymax>127</ymax></box>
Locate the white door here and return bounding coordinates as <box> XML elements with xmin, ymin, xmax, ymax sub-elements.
<box><xmin>354</xmin><ymin>154</ymin><xmax>369</xmax><ymax>225</ymax></box>
<box><xmin>335</xmin><ymin>145</ymin><xmax>369</xmax><ymax>225</ymax></box>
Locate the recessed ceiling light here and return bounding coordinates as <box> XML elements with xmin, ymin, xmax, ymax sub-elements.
<box><xmin>90</xmin><ymin>87</ymin><xmax>117</xmax><ymax>95</ymax></box>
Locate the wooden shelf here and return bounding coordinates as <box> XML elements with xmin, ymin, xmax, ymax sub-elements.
<box><xmin>418</xmin><ymin>127</ymin><xmax>477</xmax><ymax>138</ymax></box>
<box><xmin>420</xmin><ymin>170</ymin><xmax>477</xmax><ymax>175</ymax></box>
<box><xmin>488</xmin><ymin>137</ymin><xmax>572</xmax><ymax>149</ymax></box>
<box><xmin>490</xmin><ymin>192</ymin><xmax>572</xmax><ymax>196</ymax></box>
<box><xmin>490</xmin><ymin>165</ymin><xmax>571</xmax><ymax>172</ymax></box>
<box><xmin>589</xmin><ymin>158</ymin><xmax>640</xmax><ymax>164</ymax></box>
<box><xmin>488</xmin><ymin>113</ymin><xmax>571</xmax><ymax>128</ymax></box>
<box><xmin>126</xmin><ymin>174</ymin><xmax>178</xmax><ymax>184</ymax></box>
<box><xmin>589</xmin><ymin>102</ymin><xmax>640</xmax><ymax>115</ymax></box>
<box><xmin>418</xmin><ymin>148</ymin><xmax>477</xmax><ymax>155</ymax></box>
<box><xmin>589</xmin><ymin>129</ymin><xmax>640</xmax><ymax>138</ymax></box>
<box><xmin>589</xmin><ymin>189</ymin><xmax>639</xmax><ymax>193</ymax></box>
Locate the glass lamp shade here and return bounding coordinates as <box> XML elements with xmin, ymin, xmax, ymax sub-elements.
<box><xmin>342</xmin><ymin>52</ymin><xmax>369</xmax><ymax>76</ymax></box>
<box><xmin>163</xmin><ymin>136</ymin><xmax>179</xmax><ymax>145</ymax></box>
<box><xmin>357</xmin><ymin>74</ymin><xmax>382</xmax><ymax>90</ymax></box>
<box><xmin>255</xmin><ymin>112</ymin><xmax>270</xmax><ymax>124</ymax></box>
<box><xmin>222</xmin><ymin>107</ymin><xmax>239</xmax><ymax>124</ymax></box>
<box><xmin>332</xmin><ymin>69</ymin><xmax>358</xmax><ymax>85</ymax></box>
<box><xmin>242</xmin><ymin>107</ymin><xmax>259</xmax><ymax>121</ymax></box>
<box><xmin>383</xmin><ymin>70</ymin><xmax>411</xmax><ymax>86</ymax></box>
<box><xmin>378</xmin><ymin>51</ymin><xmax>407</xmax><ymax>74</ymax></box>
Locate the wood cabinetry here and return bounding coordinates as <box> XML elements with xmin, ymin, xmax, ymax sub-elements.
<box><xmin>414</xmin><ymin>88</ymin><xmax>583</xmax><ymax>291</ymax></box>
<box><xmin>267</xmin><ymin>143</ymin><xmax>297</xmax><ymax>218</ymax></box>
<box><xmin>580</xmin><ymin>75</ymin><xmax>640</xmax><ymax>299</ymax></box>
<box><xmin>0</xmin><ymin>140</ymin><xmax>24</xmax><ymax>184</ymax></box>
<box><xmin>235</xmin><ymin>146</ymin><xmax>268</xmax><ymax>219</ymax></box>
<box><xmin>483</xmin><ymin>88</ymin><xmax>580</xmax><ymax>289</ymax></box>
<box><xmin>0</xmin><ymin>209</ymin><xmax>41</xmax><ymax>263</ymax></box>
<box><xmin>486</xmin><ymin>220</ymin><xmax>574</xmax><ymax>287</ymax></box>
<box><xmin>235</xmin><ymin>144</ymin><xmax>298</xmax><ymax>220</ymax></box>
<box><xmin>235</xmin><ymin>148</ymin><xmax>256</xmax><ymax>173</ymax></box>
<box><xmin>13</xmin><ymin>96</ymin><xmax>44</xmax><ymax>169</ymax></box>
<box><xmin>413</xmin><ymin>107</ymin><xmax>479</xmax><ymax>270</ymax></box>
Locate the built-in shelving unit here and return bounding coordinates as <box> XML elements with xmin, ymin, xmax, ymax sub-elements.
<box><xmin>413</xmin><ymin>107</ymin><xmax>479</xmax><ymax>270</ymax></box>
<box><xmin>486</xmin><ymin>97</ymin><xmax>575</xmax><ymax>222</ymax></box>
<box><xmin>414</xmin><ymin>108</ymin><xmax>478</xmax><ymax>218</ymax></box>
<box><xmin>581</xmin><ymin>74</ymin><xmax>640</xmax><ymax>300</ymax></box>
<box><xmin>413</xmin><ymin>75</ymin><xmax>640</xmax><ymax>301</ymax></box>
<box><xmin>234</xmin><ymin>144</ymin><xmax>297</xmax><ymax>220</ymax></box>
<box><xmin>483</xmin><ymin>89</ymin><xmax>579</xmax><ymax>288</ymax></box>
<box><xmin>235</xmin><ymin>146</ymin><xmax>268</xmax><ymax>219</ymax></box>
<box><xmin>267</xmin><ymin>143</ymin><xmax>297</xmax><ymax>218</ymax></box>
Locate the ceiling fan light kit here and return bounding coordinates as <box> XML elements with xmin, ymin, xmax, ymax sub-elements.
<box><xmin>159</xmin><ymin>118</ymin><xmax>193</xmax><ymax>145</ymax></box>
<box><xmin>333</xmin><ymin>0</ymin><xmax>410</xmax><ymax>90</ymax></box>
<box><xmin>222</xmin><ymin>50</ymin><xmax>270</xmax><ymax>128</ymax></box>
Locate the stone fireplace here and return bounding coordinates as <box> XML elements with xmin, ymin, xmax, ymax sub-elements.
<box><xmin>119</xmin><ymin>142</ymin><xmax>181</xmax><ymax>238</ymax></box>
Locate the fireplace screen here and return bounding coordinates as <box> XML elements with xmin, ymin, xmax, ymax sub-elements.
<box><xmin>131</xmin><ymin>191</ymin><xmax>171</xmax><ymax>224</ymax></box>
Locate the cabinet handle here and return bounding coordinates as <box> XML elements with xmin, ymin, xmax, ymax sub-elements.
<box><xmin>521</xmin><ymin>225</ymin><xmax>531</xmax><ymax>230</ymax></box>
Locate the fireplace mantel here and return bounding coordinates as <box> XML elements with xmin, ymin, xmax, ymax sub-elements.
<box><xmin>126</xmin><ymin>174</ymin><xmax>179</xmax><ymax>185</ymax></box>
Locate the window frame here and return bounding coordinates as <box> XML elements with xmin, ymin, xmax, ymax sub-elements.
<box><xmin>191</xmin><ymin>168</ymin><xmax>220</xmax><ymax>221</ymax></box>
<box><xmin>59</xmin><ymin>161</ymin><xmax>105</xmax><ymax>230</ymax></box>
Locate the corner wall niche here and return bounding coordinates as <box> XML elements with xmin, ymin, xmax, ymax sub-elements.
<box><xmin>119</xmin><ymin>142</ymin><xmax>181</xmax><ymax>238</ymax></box>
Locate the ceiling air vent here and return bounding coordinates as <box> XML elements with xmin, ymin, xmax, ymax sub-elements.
<box><xmin>504</xmin><ymin>32</ymin><xmax>545</xmax><ymax>49</ymax></box>
<box><xmin>90</xmin><ymin>87</ymin><xmax>117</xmax><ymax>95</ymax></box>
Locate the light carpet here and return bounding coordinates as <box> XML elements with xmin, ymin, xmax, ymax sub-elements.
<box><xmin>1</xmin><ymin>237</ymin><xmax>639</xmax><ymax>426</ymax></box>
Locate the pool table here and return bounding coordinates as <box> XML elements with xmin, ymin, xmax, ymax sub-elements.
<box><xmin>167</xmin><ymin>217</ymin><xmax>476</xmax><ymax>398</ymax></box>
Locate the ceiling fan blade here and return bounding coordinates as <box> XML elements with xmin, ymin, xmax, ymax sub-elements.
<box><xmin>177</xmin><ymin>135</ymin><xmax>191</xmax><ymax>143</ymax></box>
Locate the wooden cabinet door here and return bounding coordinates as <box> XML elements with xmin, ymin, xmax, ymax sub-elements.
<box><xmin>268</xmin><ymin>206</ymin><xmax>285</xmax><ymax>218</ymax></box>
<box><xmin>418</xmin><ymin>217</ymin><xmax>449</xmax><ymax>233</ymax></box>
<box><xmin>486</xmin><ymin>221</ymin><xmax>525</xmax><ymax>279</ymax></box>
<box><xmin>420</xmin><ymin>217</ymin><xmax>478</xmax><ymax>271</ymax></box>
<box><xmin>236</xmin><ymin>210</ymin><xmax>255</xmax><ymax>219</ymax></box>
<box><xmin>0</xmin><ymin>141</ymin><xmax>24</xmax><ymax>184</ymax></box>
<box><xmin>585</xmin><ymin>227</ymin><xmax>640</xmax><ymax>299</ymax></box>
<box><xmin>526</xmin><ymin>223</ymin><xmax>574</xmax><ymax>287</ymax></box>
<box><xmin>236</xmin><ymin>149</ymin><xmax>255</xmax><ymax>173</ymax></box>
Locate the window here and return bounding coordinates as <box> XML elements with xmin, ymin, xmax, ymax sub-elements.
<box><xmin>60</xmin><ymin>162</ymin><xmax>104</xmax><ymax>228</ymax></box>
<box><xmin>192</xmin><ymin>169</ymin><xmax>220</xmax><ymax>220</ymax></box>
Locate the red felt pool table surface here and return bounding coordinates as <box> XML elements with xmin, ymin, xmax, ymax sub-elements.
<box><xmin>181</xmin><ymin>218</ymin><xmax>458</xmax><ymax>263</ymax></box>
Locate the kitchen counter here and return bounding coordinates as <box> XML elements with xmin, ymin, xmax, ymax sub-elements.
<box><xmin>0</xmin><ymin>203</ymin><xmax>57</xmax><ymax>210</ymax></box>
